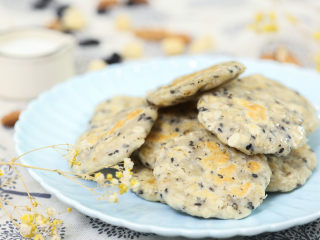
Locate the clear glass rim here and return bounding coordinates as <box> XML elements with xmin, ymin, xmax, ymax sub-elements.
<box><xmin>0</xmin><ymin>26</ymin><xmax>76</xmax><ymax>60</ymax></box>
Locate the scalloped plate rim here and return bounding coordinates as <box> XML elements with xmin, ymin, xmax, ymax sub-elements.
<box><xmin>14</xmin><ymin>55</ymin><xmax>320</xmax><ymax>238</ymax></box>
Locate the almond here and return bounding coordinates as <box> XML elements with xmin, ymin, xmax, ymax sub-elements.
<box><xmin>260</xmin><ymin>47</ymin><xmax>300</xmax><ymax>66</ymax></box>
<box><xmin>1</xmin><ymin>111</ymin><xmax>21</xmax><ymax>128</ymax></box>
<box><xmin>134</xmin><ymin>28</ymin><xmax>191</xmax><ymax>44</ymax></box>
<box><xmin>127</xmin><ymin>0</ymin><xmax>148</xmax><ymax>5</ymax></box>
<box><xmin>167</xmin><ymin>33</ymin><xmax>191</xmax><ymax>44</ymax></box>
<box><xmin>97</xmin><ymin>0</ymin><xmax>118</xmax><ymax>12</ymax></box>
<box><xmin>46</xmin><ymin>19</ymin><xmax>63</xmax><ymax>31</ymax></box>
<box><xmin>134</xmin><ymin>28</ymin><xmax>168</xmax><ymax>41</ymax></box>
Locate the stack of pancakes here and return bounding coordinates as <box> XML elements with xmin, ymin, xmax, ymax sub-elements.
<box><xmin>71</xmin><ymin>61</ymin><xmax>318</xmax><ymax>219</ymax></box>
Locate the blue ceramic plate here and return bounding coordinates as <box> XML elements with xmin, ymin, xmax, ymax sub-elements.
<box><xmin>14</xmin><ymin>55</ymin><xmax>320</xmax><ymax>238</ymax></box>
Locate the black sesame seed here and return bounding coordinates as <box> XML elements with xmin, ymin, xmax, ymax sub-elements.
<box><xmin>146</xmin><ymin>99</ymin><xmax>153</xmax><ymax>105</ymax></box>
<box><xmin>213</xmin><ymin>75</ymin><xmax>220</xmax><ymax>78</ymax></box>
<box><xmin>170</xmin><ymin>157</ymin><xmax>174</xmax><ymax>163</ymax></box>
<box><xmin>175</xmin><ymin>128</ymin><xmax>179</xmax><ymax>132</ymax></box>
<box><xmin>194</xmin><ymin>203</ymin><xmax>202</xmax><ymax>206</ymax></box>
<box><xmin>137</xmin><ymin>113</ymin><xmax>146</xmax><ymax>121</ymax></box>
<box><xmin>138</xmin><ymin>190</ymin><xmax>144</xmax><ymax>194</ymax></box>
<box><xmin>246</xmin><ymin>144</ymin><xmax>253</xmax><ymax>151</ymax></box>
<box><xmin>279</xmin><ymin>148</ymin><xmax>284</xmax><ymax>154</ymax></box>
<box><xmin>218</xmin><ymin>174</ymin><xmax>223</xmax><ymax>179</ymax></box>
<box><xmin>247</xmin><ymin>202</ymin><xmax>254</xmax><ymax>210</ymax></box>
<box><xmin>164</xmin><ymin>188</ymin><xmax>168</xmax><ymax>193</ymax></box>
<box><xmin>198</xmin><ymin>183</ymin><xmax>204</xmax><ymax>188</ymax></box>
<box><xmin>229</xmin><ymin>69</ymin><xmax>234</xmax><ymax>73</ymax></box>
<box><xmin>218</xmin><ymin>128</ymin><xmax>223</xmax><ymax>133</ymax></box>
<box><xmin>252</xmin><ymin>174</ymin><xmax>258</xmax><ymax>178</ymax></box>
<box><xmin>189</xmin><ymin>141</ymin><xmax>194</xmax><ymax>147</ymax></box>
<box><xmin>170</xmin><ymin>90</ymin><xmax>175</xmax><ymax>94</ymax></box>
<box><xmin>33</xmin><ymin>0</ymin><xmax>52</xmax><ymax>9</ymax></box>
<box><xmin>232</xmin><ymin>203</ymin><xmax>238</xmax><ymax>210</ymax></box>
<box><xmin>199</xmin><ymin>107</ymin><xmax>208</xmax><ymax>112</ymax></box>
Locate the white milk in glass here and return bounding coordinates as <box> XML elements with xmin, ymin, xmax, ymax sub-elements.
<box><xmin>0</xmin><ymin>28</ymin><xmax>76</xmax><ymax>99</ymax></box>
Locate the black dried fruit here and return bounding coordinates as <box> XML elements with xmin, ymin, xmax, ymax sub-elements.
<box><xmin>79</xmin><ymin>39</ymin><xmax>100</xmax><ymax>46</ymax></box>
<box><xmin>97</xmin><ymin>7</ymin><xmax>108</xmax><ymax>14</ymax></box>
<box><xmin>104</xmin><ymin>53</ymin><xmax>123</xmax><ymax>64</ymax></box>
<box><xmin>33</xmin><ymin>0</ymin><xmax>52</xmax><ymax>9</ymax></box>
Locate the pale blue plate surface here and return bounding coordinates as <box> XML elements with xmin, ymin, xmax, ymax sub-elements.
<box><xmin>14</xmin><ymin>55</ymin><xmax>320</xmax><ymax>238</ymax></box>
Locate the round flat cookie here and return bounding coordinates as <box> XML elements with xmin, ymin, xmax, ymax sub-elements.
<box><xmin>267</xmin><ymin>144</ymin><xmax>317</xmax><ymax>192</ymax></box>
<box><xmin>89</xmin><ymin>96</ymin><xmax>146</xmax><ymax>128</ymax></box>
<box><xmin>131</xmin><ymin>161</ymin><xmax>163</xmax><ymax>202</ymax></box>
<box><xmin>138</xmin><ymin>102</ymin><xmax>199</xmax><ymax>169</ymax></box>
<box><xmin>71</xmin><ymin>97</ymin><xmax>158</xmax><ymax>174</ymax></box>
<box><xmin>198</xmin><ymin>74</ymin><xmax>318</xmax><ymax>156</ymax></box>
<box><xmin>76</xmin><ymin>96</ymin><xmax>146</xmax><ymax>144</ymax></box>
<box><xmin>146</xmin><ymin>61</ymin><xmax>245</xmax><ymax>107</ymax></box>
<box><xmin>153</xmin><ymin>129</ymin><xmax>271</xmax><ymax>219</ymax></box>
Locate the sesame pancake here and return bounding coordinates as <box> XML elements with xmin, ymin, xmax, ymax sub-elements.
<box><xmin>131</xmin><ymin>161</ymin><xmax>163</xmax><ymax>202</ymax></box>
<box><xmin>153</xmin><ymin>129</ymin><xmax>271</xmax><ymax>219</ymax></box>
<box><xmin>138</xmin><ymin>101</ymin><xmax>199</xmax><ymax>169</ymax></box>
<box><xmin>89</xmin><ymin>96</ymin><xmax>146</xmax><ymax>128</ymax></box>
<box><xmin>267</xmin><ymin>144</ymin><xmax>317</xmax><ymax>192</ymax></box>
<box><xmin>71</xmin><ymin>97</ymin><xmax>158</xmax><ymax>175</ymax></box>
<box><xmin>146</xmin><ymin>61</ymin><xmax>245</xmax><ymax>107</ymax></box>
<box><xmin>198</xmin><ymin>74</ymin><xmax>318</xmax><ymax>156</ymax></box>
